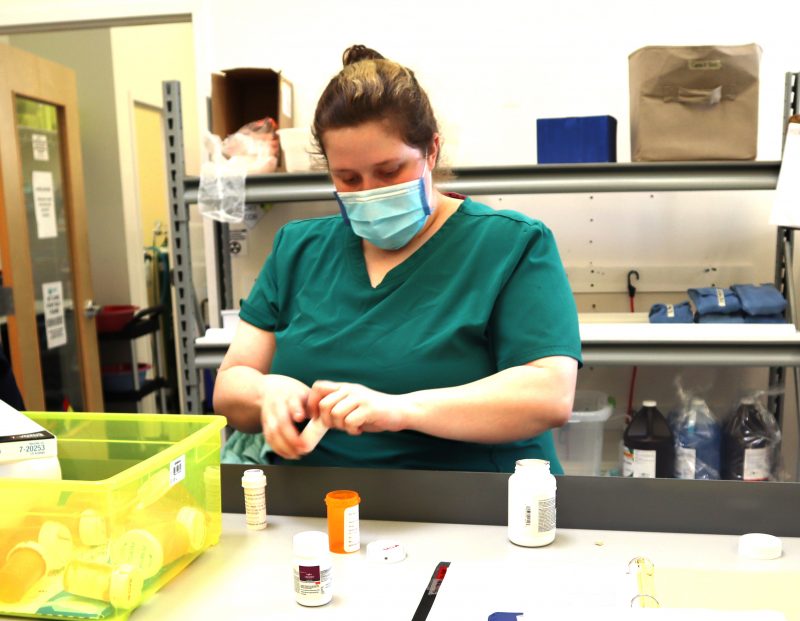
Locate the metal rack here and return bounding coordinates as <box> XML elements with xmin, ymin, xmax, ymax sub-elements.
<box><xmin>163</xmin><ymin>74</ymin><xmax>800</xmax><ymax>416</ymax></box>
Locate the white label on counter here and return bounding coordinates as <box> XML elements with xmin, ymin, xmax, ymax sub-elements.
<box><xmin>33</xmin><ymin>170</ymin><xmax>57</xmax><ymax>239</ymax></box>
<box><xmin>676</xmin><ymin>446</ymin><xmax>697</xmax><ymax>479</ymax></box>
<box><xmin>343</xmin><ymin>504</ymin><xmax>360</xmax><ymax>552</ymax></box>
<box><xmin>42</xmin><ymin>281</ymin><xmax>66</xmax><ymax>349</ymax></box>
<box><xmin>743</xmin><ymin>447</ymin><xmax>770</xmax><ymax>481</ymax></box>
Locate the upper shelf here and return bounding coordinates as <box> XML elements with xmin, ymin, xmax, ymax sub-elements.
<box><xmin>183</xmin><ymin>161</ymin><xmax>781</xmax><ymax>204</ymax></box>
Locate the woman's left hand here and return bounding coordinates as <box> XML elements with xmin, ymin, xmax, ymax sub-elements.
<box><xmin>307</xmin><ymin>380</ymin><xmax>413</xmax><ymax>435</ymax></box>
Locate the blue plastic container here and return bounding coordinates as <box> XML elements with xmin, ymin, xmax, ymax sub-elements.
<box><xmin>536</xmin><ymin>115</ymin><xmax>617</xmax><ymax>164</ymax></box>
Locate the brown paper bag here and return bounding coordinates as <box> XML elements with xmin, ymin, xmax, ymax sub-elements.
<box><xmin>629</xmin><ymin>43</ymin><xmax>761</xmax><ymax>161</ymax></box>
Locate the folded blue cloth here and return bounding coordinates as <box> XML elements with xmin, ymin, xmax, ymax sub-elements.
<box><xmin>695</xmin><ymin>312</ymin><xmax>745</xmax><ymax>324</ymax></box>
<box><xmin>731</xmin><ymin>283</ymin><xmax>787</xmax><ymax>316</ymax></box>
<box><xmin>649</xmin><ymin>302</ymin><xmax>694</xmax><ymax>323</ymax></box>
<box><xmin>688</xmin><ymin>287</ymin><xmax>742</xmax><ymax>315</ymax></box>
<box><xmin>743</xmin><ymin>313</ymin><xmax>786</xmax><ymax>324</ymax></box>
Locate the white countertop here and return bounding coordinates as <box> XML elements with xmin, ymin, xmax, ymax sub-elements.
<box><xmin>114</xmin><ymin>514</ymin><xmax>800</xmax><ymax>621</ymax></box>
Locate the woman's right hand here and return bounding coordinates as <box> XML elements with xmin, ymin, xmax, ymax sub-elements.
<box><xmin>259</xmin><ymin>374</ymin><xmax>313</xmax><ymax>459</ymax></box>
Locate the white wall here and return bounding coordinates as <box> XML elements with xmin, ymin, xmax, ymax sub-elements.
<box><xmin>109</xmin><ymin>22</ymin><xmax>203</xmax><ymax>310</ymax></box>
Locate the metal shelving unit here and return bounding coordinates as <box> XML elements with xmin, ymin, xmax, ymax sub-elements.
<box><xmin>163</xmin><ymin>74</ymin><xmax>800</xmax><ymax>415</ymax></box>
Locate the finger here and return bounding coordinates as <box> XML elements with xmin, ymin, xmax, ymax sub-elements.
<box><xmin>317</xmin><ymin>388</ymin><xmax>349</xmax><ymax>428</ymax></box>
<box><xmin>329</xmin><ymin>395</ymin><xmax>360</xmax><ymax>430</ymax></box>
<box><xmin>298</xmin><ymin>417</ymin><xmax>329</xmax><ymax>454</ymax></box>
<box><xmin>264</xmin><ymin>402</ymin><xmax>303</xmax><ymax>459</ymax></box>
<box><xmin>307</xmin><ymin>380</ymin><xmax>341</xmax><ymax>419</ymax></box>
<box><xmin>341</xmin><ymin>406</ymin><xmax>366</xmax><ymax>436</ymax></box>
<box><xmin>287</xmin><ymin>394</ymin><xmax>307</xmax><ymax>424</ymax></box>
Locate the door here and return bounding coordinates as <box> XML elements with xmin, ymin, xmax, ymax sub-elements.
<box><xmin>0</xmin><ymin>43</ymin><xmax>103</xmax><ymax>412</ymax></box>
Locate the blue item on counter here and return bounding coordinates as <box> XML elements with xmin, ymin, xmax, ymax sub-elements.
<box><xmin>695</xmin><ymin>312</ymin><xmax>745</xmax><ymax>323</ymax></box>
<box><xmin>536</xmin><ymin>116</ymin><xmax>617</xmax><ymax>164</ymax></box>
<box><xmin>731</xmin><ymin>283</ymin><xmax>787</xmax><ymax>316</ymax></box>
<box><xmin>744</xmin><ymin>313</ymin><xmax>786</xmax><ymax>324</ymax></box>
<box><xmin>688</xmin><ymin>287</ymin><xmax>742</xmax><ymax>315</ymax></box>
<box><xmin>672</xmin><ymin>398</ymin><xmax>721</xmax><ymax>480</ymax></box>
<box><xmin>649</xmin><ymin>302</ymin><xmax>694</xmax><ymax>323</ymax></box>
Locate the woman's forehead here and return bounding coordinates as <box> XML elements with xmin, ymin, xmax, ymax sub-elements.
<box><xmin>323</xmin><ymin>121</ymin><xmax>418</xmax><ymax>168</ymax></box>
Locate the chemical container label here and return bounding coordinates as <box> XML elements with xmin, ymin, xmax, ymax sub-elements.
<box><xmin>675</xmin><ymin>446</ymin><xmax>697</xmax><ymax>479</ymax></box>
<box><xmin>743</xmin><ymin>447</ymin><xmax>770</xmax><ymax>481</ymax></box>
<box><xmin>623</xmin><ymin>447</ymin><xmax>657</xmax><ymax>478</ymax></box>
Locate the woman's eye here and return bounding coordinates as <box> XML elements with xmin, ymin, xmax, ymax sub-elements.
<box><xmin>378</xmin><ymin>167</ymin><xmax>401</xmax><ymax>178</ymax></box>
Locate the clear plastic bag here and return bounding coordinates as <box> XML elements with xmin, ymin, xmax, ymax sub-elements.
<box><xmin>669</xmin><ymin>392</ymin><xmax>722</xmax><ymax>480</ymax></box>
<box><xmin>722</xmin><ymin>391</ymin><xmax>782</xmax><ymax>481</ymax></box>
<box><xmin>221</xmin><ymin>117</ymin><xmax>279</xmax><ymax>175</ymax></box>
<box><xmin>198</xmin><ymin>133</ymin><xmax>248</xmax><ymax>223</ymax></box>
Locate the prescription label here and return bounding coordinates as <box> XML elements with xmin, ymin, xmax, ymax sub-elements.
<box><xmin>343</xmin><ymin>504</ymin><xmax>360</xmax><ymax>553</ymax></box>
<box><xmin>294</xmin><ymin>565</ymin><xmax>332</xmax><ymax>596</ymax></box>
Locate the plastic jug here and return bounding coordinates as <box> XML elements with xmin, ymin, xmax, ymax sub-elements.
<box><xmin>672</xmin><ymin>397</ymin><xmax>722</xmax><ymax>480</ymax></box>
<box><xmin>722</xmin><ymin>397</ymin><xmax>780</xmax><ymax>481</ymax></box>
<box><xmin>622</xmin><ymin>400</ymin><xmax>674</xmax><ymax>478</ymax></box>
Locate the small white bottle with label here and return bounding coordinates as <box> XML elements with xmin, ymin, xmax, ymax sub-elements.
<box><xmin>241</xmin><ymin>469</ymin><xmax>267</xmax><ymax>530</ymax></box>
<box><xmin>507</xmin><ymin>459</ymin><xmax>556</xmax><ymax>547</ymax></box>
<box><xmin>292</xmin><ymin>531</ymin><xmax>333</xmax><ymax>606</ymax></box>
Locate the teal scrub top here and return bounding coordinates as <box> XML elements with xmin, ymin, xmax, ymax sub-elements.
<box><xmin>230</xmin><ymin>197</ymin><xmax>582</xmax><ymax>472</ymax></box>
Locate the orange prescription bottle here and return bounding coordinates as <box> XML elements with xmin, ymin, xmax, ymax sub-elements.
<box><xmin>63</xmin><ymin>560</ymin><xmax>144</xmax><ymax>609</ymax></box>
<box><xmin>111</xmin><ymin>506</ymin><xmax>207</xmax><ymax>579</ymax></box>
<box><xmin>324</xmin><ymin>490</ymin><xmax>360</xmax><ymax>554</ymax></box>
<box><xmin>0</xmin><ymin>542</ymin><xmax>47</xmax><ymax>603</ymax></box>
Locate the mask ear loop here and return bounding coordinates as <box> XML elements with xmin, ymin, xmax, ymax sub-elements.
<box><xmin>334</xmin><ymin>193</ymin><xmax>351</xmax><ymax>225</ymax></box>
<box><xmin>419</xmin><ymin>153</ymin><xmax>432</xmax><ymax>216</ymax></box>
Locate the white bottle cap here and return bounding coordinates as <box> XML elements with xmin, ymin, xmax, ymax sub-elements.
<box><xmin>176</xmin><ymin>506</ymin><xmax>208</xmax><ymax>551</ymax></box>
<box><xmin>111</xmin><ymin>529</ymin><xmax>164</xmax><ymax>579</ymax></box>
<box><xmin>37</xmin><ymin>521</ymin><xmax>73</xmax><ymax>570</ymax></box>
<box><xmin>293</xmin><ymin>531</ymin><xmax>329</xmax><ymax>557</ymax></box>
<box><xmin>366</xmin><ymin>540</ymin><xmax>406</xmax><ymax>564</ymax></box>
<box><xmin>738</xmin><ymin>533</ymin><xmax>782</xmax><ymax>560</ymax></box>
<box><xmin>642</xmin><ymin>400</ymin><xmax>657</xmax><ymax>407</ymax></box>
<box><xmin>79</xmin><ymin>509</ymin><xmax>109</xmax><ymax>547</ymax></box>
<box><xmin>241</xmin><ymin>468</ymin><xmax>267</xmax><ymax>489</ymax></box>
<box><xmin>109</xmin><ymin>563</ymin><xmax>144</xmax><ymax>609</ymax></box>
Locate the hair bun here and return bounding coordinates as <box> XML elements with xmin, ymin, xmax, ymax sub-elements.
<box><xmin>342</xmin><ymin>44</ymin><xmax>385</xmax><ymax>66</ymax></box>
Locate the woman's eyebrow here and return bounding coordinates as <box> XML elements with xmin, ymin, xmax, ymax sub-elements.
<box><xmin>330</xmin><ymin>158</ymin><xmax>404</xmax><ymax>174</ymax></box>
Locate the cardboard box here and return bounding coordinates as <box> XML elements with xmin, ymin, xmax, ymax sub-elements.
<box><xmin>211</xmin><ymin>67</ymin><xmax>294</xmax><ymax>138</ymax></box>
<box><xmin>536</xmin><ymin>116</ymin><xmax>617</xmax><ymax>164</ymax></box>
<box><xmin>629</xmin><ymin>44</ymin><xmax>761</xmax><ymax>161</ymax></box>
<box><xmin>0</xmin><ymin>412</ymin><xmax>226</xmax><ymax>620</ymax></box>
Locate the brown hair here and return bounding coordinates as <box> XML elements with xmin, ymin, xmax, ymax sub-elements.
<box><xmin>312</xmin><ymin>45</ymin><xmax>442</xmax><ymax>168</ymax></box>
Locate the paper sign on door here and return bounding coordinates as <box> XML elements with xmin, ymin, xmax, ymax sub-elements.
<box><xmin>32</xmin><ymin>171</ymin><xmax>57</xmax><ymax>239</ymax></box>
<box><xmin>42</xmin><ymin>281</ymin><xmax>67</xmax><ymax>349</ymax></box>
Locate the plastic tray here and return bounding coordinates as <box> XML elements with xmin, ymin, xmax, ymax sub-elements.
<box><xmin>0</xmin><ymin>412</ymin><xmax>226</xmax><ymax>620</ymax></box>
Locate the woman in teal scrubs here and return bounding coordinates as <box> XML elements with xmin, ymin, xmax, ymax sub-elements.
<box><xmin>214</xmin><ymin>45</ymin><xmax>582</xmax><ymax>472</ymax></box>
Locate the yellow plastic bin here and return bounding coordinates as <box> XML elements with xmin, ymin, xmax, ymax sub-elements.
<box><xmin>0</xmin><ymin>412</ymin><xmax>226</xmax><ymax>620</ymax></box>
<box><xmin>554</xmin><ymin>391</ymin><xmax>613</xmax><ymax>476</ymax></box>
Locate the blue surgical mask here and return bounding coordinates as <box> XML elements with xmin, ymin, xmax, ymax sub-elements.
<box><xmin>334</xmin><ymin>169</ymin><xmax>431</xmax><ymax>250</ymax></box>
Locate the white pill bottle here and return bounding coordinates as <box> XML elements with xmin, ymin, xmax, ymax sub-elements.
<box><xmin>292</xmin><ymin>531</ymin><xmax>333</xmax><ymax>606</ymax></box>
<box><xmin>507</xmin><ymin>458</ymin><xmax>557</xmax><ymax>547</ymax></box>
